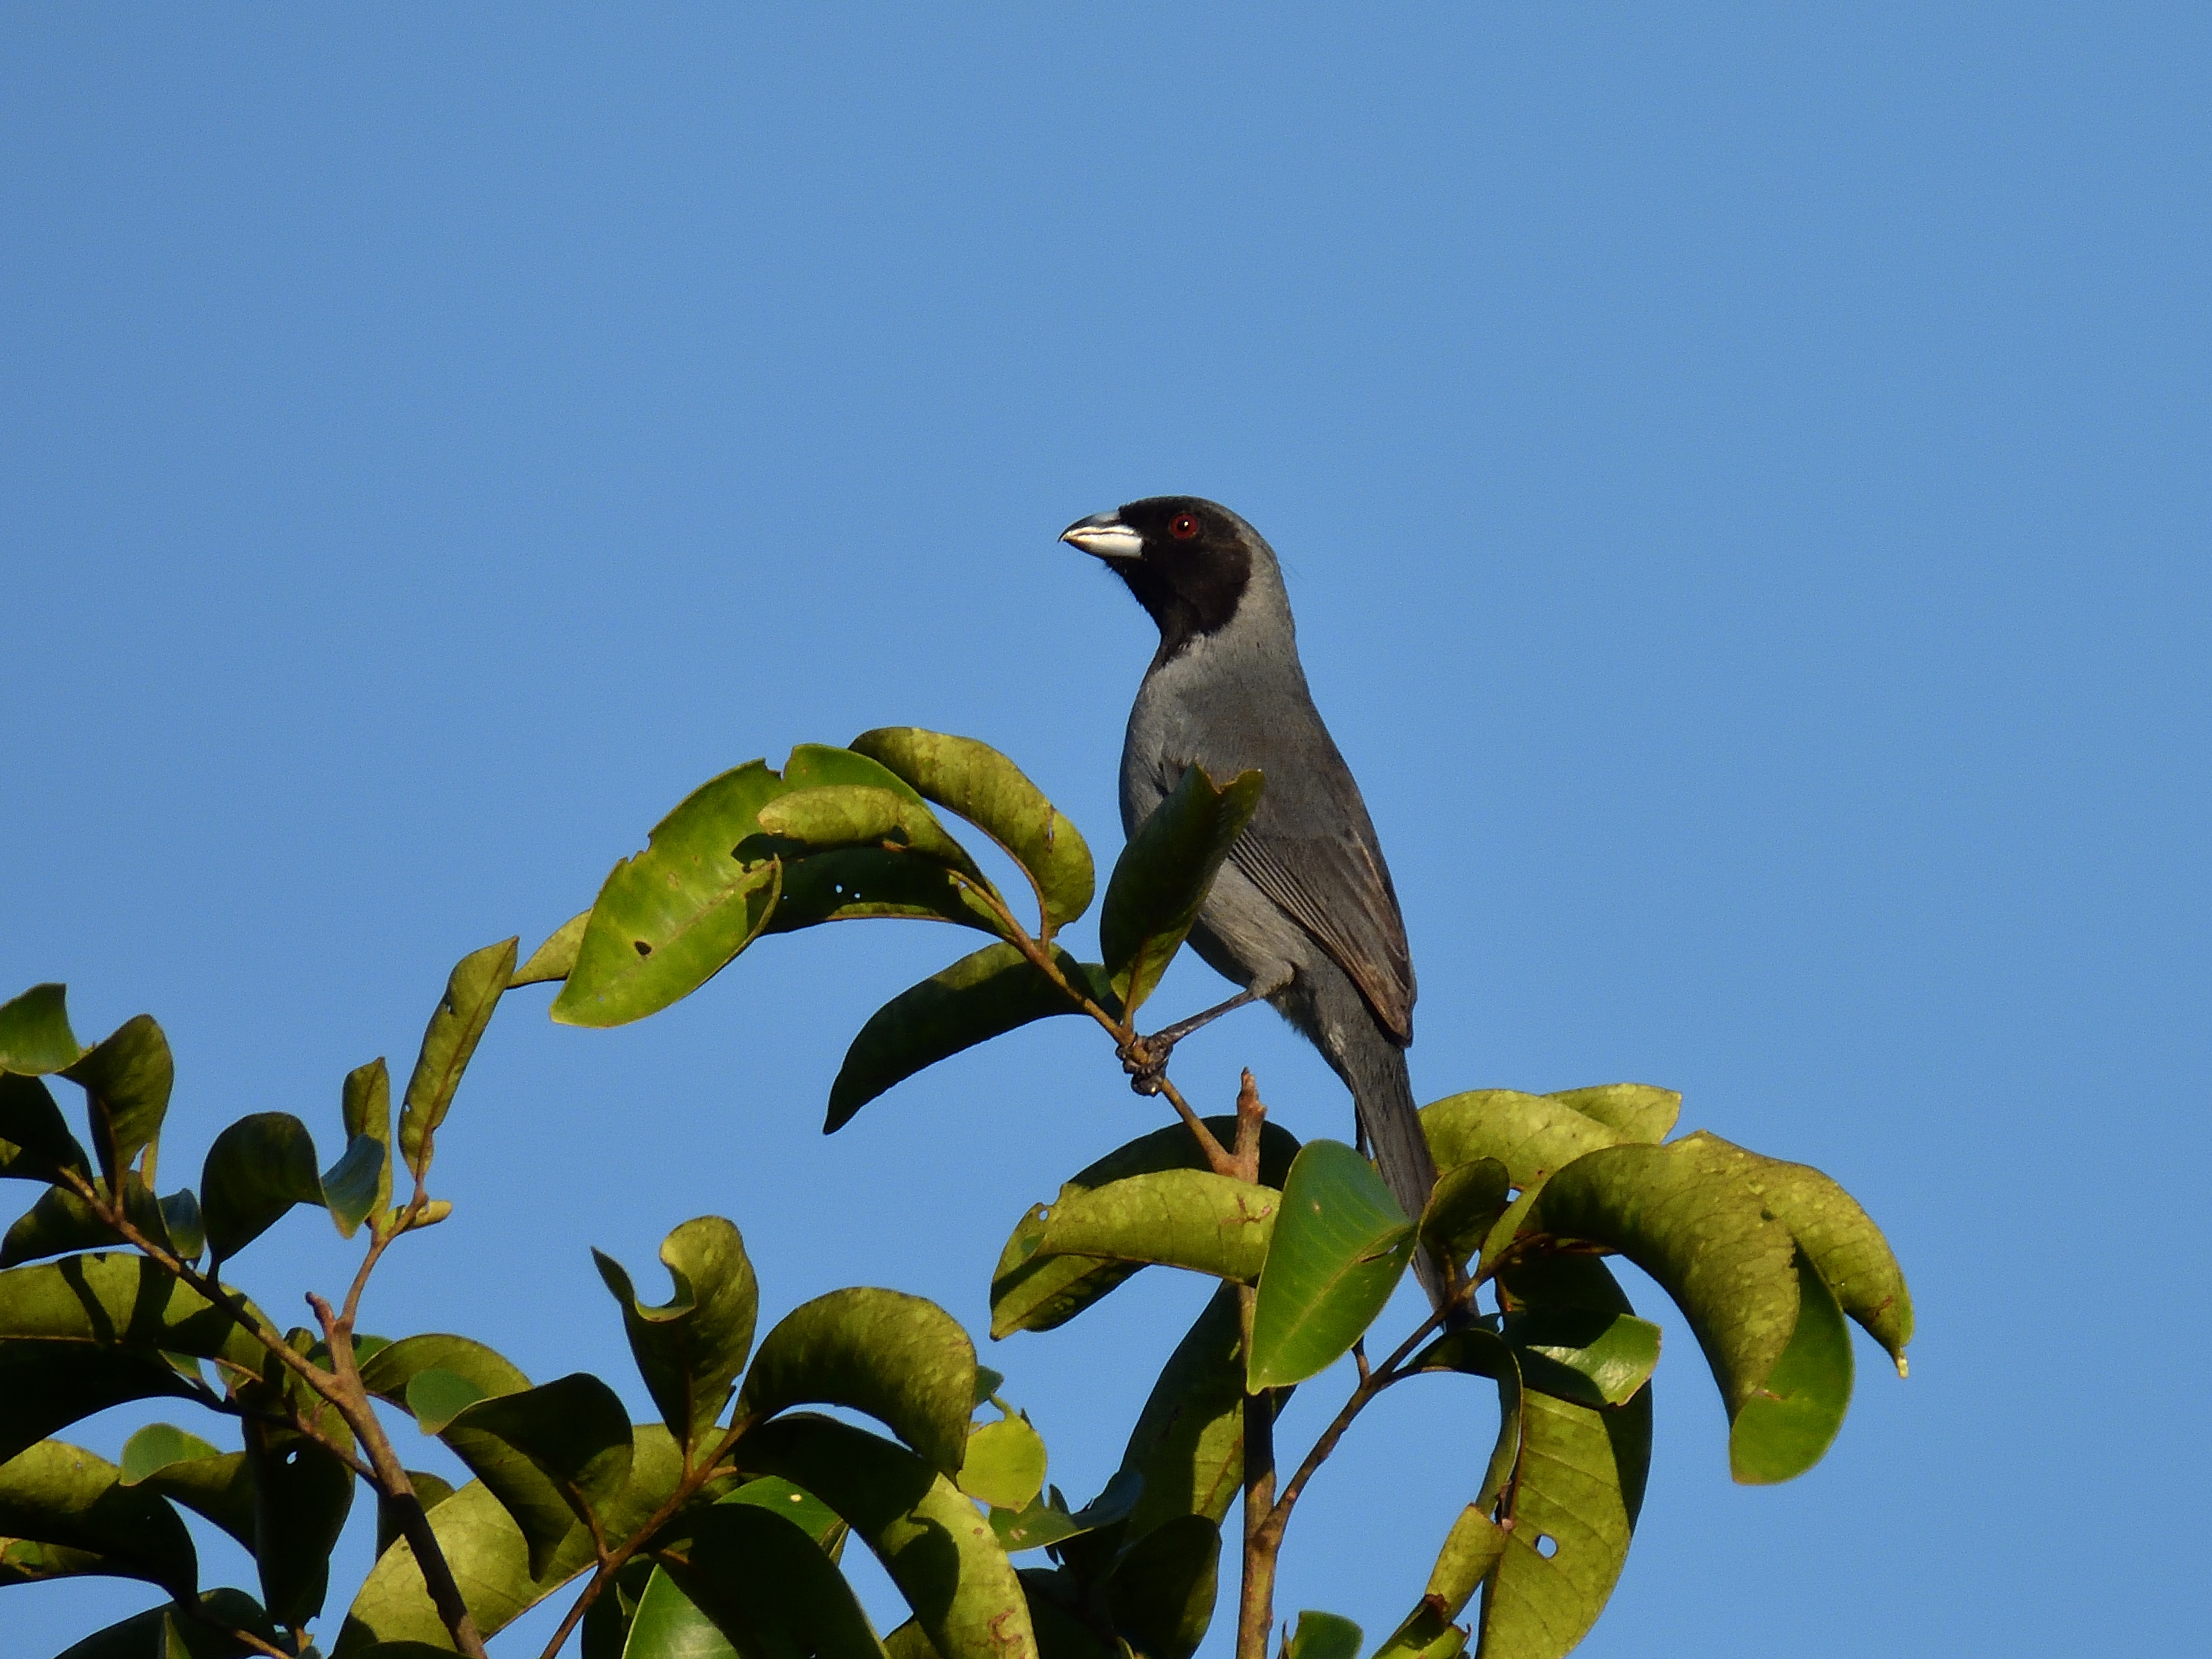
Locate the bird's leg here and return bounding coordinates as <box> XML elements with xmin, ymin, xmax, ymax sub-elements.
<box><xmin>1121</xmin><ymin>986</ymin><xmax>1267</xmax><ymax>1094</ymax></box>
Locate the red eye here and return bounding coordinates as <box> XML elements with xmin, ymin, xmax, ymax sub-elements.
<box><xmin>1169</xmin><ymin>513</ymin><xmax>1200</xmax><ymax>540</ymax></box>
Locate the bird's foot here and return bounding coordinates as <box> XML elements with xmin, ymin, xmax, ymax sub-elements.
<box><xmin>1118</xmin><ymin>1032</ymin><xmax>1177</xmax><ymax>1096</ymax></box>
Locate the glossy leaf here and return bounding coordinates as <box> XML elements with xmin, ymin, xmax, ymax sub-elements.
<box><xmin>1248</xmin><ymin>1141</ymin><xmax>1414</xmax><ymax>1390</ymax></box>
<box><xmin>245</xmin><ymin>1412</ymin><xmax>357</xmax><ymax>1624</ymax></box>
<box><xmin>0</xmin><ymin>1072</ymin><xmax>90</xmax><ymax>1182</ymax></box>
<box><xmin>738</xmin><ymin>1287</ymin><xmax>977</xmax><ymax>1475</ymax></box>
<box><xmin>649</xmin><ymin>1500</ymin><xmax>888</xmax><ymax>1659</ymax></box>
<box><xmin>0</xmin><ymin>1342</ymin><xmax>202</xmax><ymax>1466</ymax></box>
<box><xmin>1728</xmin><ymin>1248</ymin><xmax>1853</xmax><ymax>1485</ymax></box>
<box><xmin>827</xmin><ymin>942</ymin><xmax>1105</xmax><ymax>1131</ymax></box>
<box><xmin>850</xmin><ymin>728</ymin><xmax>1097</xmax><ymax>929</ymax></box>
<box><xmin>199</xmin><ymin>1113</ymin><xmax>323</xmax><ymax>1263</ymax></box>
<box><xmin>734</xmin><ymin>1414</ymin><xmax>1035</xmax><ymax>1659</ymax></box>
<box><xmin>62</xmin><ymin>1015</ymin><xmax>174</xmax><ymax>1190</ymax></box>
<box><xmin>1099</xmin><ymin>764</ymin><xmax>1265</xmax><ymax>1015</ymax></box>
<box><xmin>990</xmin><ymin>1117</ymin><xmax>1299</xmax><ymax>1338</ymax></box>
<box><xmin>1284</xmin><ymin>1611</ymin><xmax>1361</xmax><ymax>1659</ymax></box>
<box><xmin>512</xmin><ymin>910</ymin><xmax>589</xmax><ymax>987</ymax></box>
<box><xmin>1032</xmin><ymin>1171</ymin><xmax>1278</xmax><ymax>1287</ymax></box>
<box><xmin>595</xmin><ymin>1214</ymin><xmax>759</xmax><ymax>1453</ymax></box>
<box><xmin>0</xmin><ymin>982</ymin><xmax>83</xmax><ymax>1075</ymax></box>
<box><xmin>0</xmin><ymin>1439</ymin><xmax>197</xmax><ymax>1595</ymax></box>
<box><xmin>0</xmin><ymin>1252</ymin><xmax>277</xmax><ymax>1383</ymax></box>
<box><xmin>1108</xmin><ymin>1514</ymin><xmax>1221</xmax><ymax>1659</ymax></box>
<box><xmin>958</xmin><ymin>1414</ymin><xmax>1047</xmax><ymax>1512</ymax></box>
<box><xmin>333</xmin><ymin>1426</ymin><xmax>687</xmax><ymax>1654</ymax></box>
<box><xmin>551</xmin><ymin>763</ymin><xmax>791</xmax><ymax>1027</ymax></box>
<box><xmin>398</xmin><ymin>936</ymin><xmax>518</xmax><ymax>1179</ymax></box>
<box><xmin>117</xmin><ymin>1424</ymin><xmax>255</xmax><ymax>1551</ymax></box>
<box><xmin>445</xmin><ymin>1373</ymin><xmax>635</xmax><ymax>1565</ymax></box>
<box><xmin>1418</xmin><ymin>1157</ymin><xmax>1510</xmax><ymax>1273</ymax></box>
<box><xmin>337</xmin><ymin>1057</ymin><xmax>394</xmax><ymax>1233</ymax></box>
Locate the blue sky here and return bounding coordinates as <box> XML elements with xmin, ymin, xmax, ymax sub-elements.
<box><xmin>4</xmin><ymin>7</ymin><xmax>2205</xmax><ymax>1655</ymax></box>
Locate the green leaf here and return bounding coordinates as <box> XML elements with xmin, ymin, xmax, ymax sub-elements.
<box><xmin>1531</xmin><ymin>1138</ymin><xmax>1855</xmax><ymax>1479</ymax></box>
<box><xmin>1284</xmin><ymin>1610</ymin><xmax>1361</xmax><ymax>1659</ymax></box>
<box><xmin>512</xmin><ymin>910</ymin><xmax>590</xmax><ymax>987</ymax></box>
<box><xmin>1501</xmin><ymin>1258</ymin><xmax>1663</xmax><ymax>1411</ymax></box>
<box><xmin>1367</xmin><ymin>1501</ymin><xmax>1504</xmax><ymax>1659</ymax></box>
<box><xmin>754</xmin><ymin>785</ymin><xmax>989</xmax><ymax>887</ymax></box>
<box><xmin>616</xmin><ymin>1473</ymin><xmax>857</xmax><ymax>1656</ymax></box>
<box><xmin>321</xmin><ymin>1133</ymin><xmax>386</xmax><ymax>1240</ymax></box>
<box><xmin>333</xmin><ymin>1426</ymin><xmax>687</xmax><ymax>1654</ymax></box>
<box><xmin>0</xmin><ymin>1439</ymin><xmax>197</xmax><ymax>1596</ymax></box>
<box><xmin>1681</xmin><ymin>1131</ymin><xmax>1914</xmax><ymax>1369</ymax></box>
<box><xmin>738</xmin><ymin>1287</ymin><xmax>977</xmax><ymax>1476</ymax></box>
<box><xmin>724</xmin><ymin>1473</ymin><xmax>849</xmax><ymax>1553</ymax></box>
<box><xmin>0</xmin><ymin>1342</ymin><xmax>201</xmax><ymax>1466</ymax></box>
<box><xmin>53</xmin><ymin>1587</ymin><xmax>281</xmax><ymax>1659</ymax></box>
<box><xmin>1498</xmin><ymin>1255</ymin><xmax>1654</xmax><ymax>1526</ymax></box>
<box><xmin>1108</xmin><ymin>1514</ymin><xmax>1221</xmax><ymax>1659</ymax></box>
<box><xmin>360</xmin><ymin>1332</ymin><xmax>532</xmax><ymax>1407</ymax></box>
<box><xmin>582</xmin><ymin>1554</ymin><xmax>657</xmax><ymax>1659</ymax></box>
<box><xmin>121</xmin><ymin>1424</ymin><xmax>256</xmax><ymax>1550</ymax></box>
<box><xmin>1478</xmin><ymin>1387</ymin><xmax>1637</xmax><ymax>1659</ymax></box>
<box><xmin>0</xmin><ymin>1072</ymin><xmax>91</xmax><ymax>1182</ymax></box>
<box><xmin>1248</xmin><ymin>1141</ymin><xmax>1414</xmax><ymax>1391</ymax></box>
<box><xmin>1418</xmin><ymin>1157</ymin><xmax>1511</xmax><ymax>1273</ymax></box>
<box><xmin>733</xmin><ymin>1414</ymin><xmax>1034</xmax><ymax>1659</ymax></box>
<box><xmin>1099</xmin><ymin>764</ymin><xmax>1264</xmax><ymax>1017</ymax></box>
<box><xmin>826</xmin><ymin>942</ymin><xmax>1106</xmax><ymax>1131</ymax></box>
<box><xmin>158</xmin><ymin>1188</ymin><xmax>204</xmax><ymax>1265</ymax></box>
<box><xmin>444</xmin><ymin>1373</ymin><xmax>634</xmax><ymax>1568</ymax></box>
<box><xmin>1031</xmin><ymin>1171</ymin><xmax>1278</xmax><ymax>1288</ymax></box>
<box><xmin>245</xmin><ymin>1411</ymin><xmax>357</xmax><ymax>1624</ymax></box>
<box><xmin>1113</xmin><ymin>1285</ymin><xmax>1251</xmax><ymax>1540</ymax></box>
<box><xmin>1728</xmin><ymin>1247</ymin><xmax>1853</xmax><ymax>1485</ymax></box>
<box><xmin>850</xmin><ymin>728</ymin><xmax>1098</xmax><ymax>929</ymax></box>
<box><xmin>1545</xmin><ymin>1084</ymin><xmax>1681</xmax><ymax>1143</ymax></box>
<box><xmin>0</xmin><ymin>1252</ymin><xmax>278</xmax><ymax>1383</ymax></box>
<box><xmin>199</xmin><ymin>1113</ymin><xmax>324</xmax><ymax>1263</ymax></box>
<box><xmin>551</xmin><ymin>762</ymin><xmax>793</xmax><ymax>1028</ymax></box>
<box><xmin>398</xmin><ymin>937</ymin><xmax>518</xmax><ymax>1180</ymax></box>
<box><xmin>594</xmin><ymin>1214</ymin><xmax>759</xmax><ymax>1454</ymax></box>
<box><xmin>958</xmin><ymin>1414</ymin><xmax>1046</xmax><ymax>1511</ymax></box>
<box><xmin>989</xmin><ymin>1117</ymin><xmax>1298</xmax><ymax>1339</ymax></box>
<box><xmin>0</xmin><ymin>982</ymin><xmax>83</xmax><ymax>1074</ymax></box>
<box><xmin>1</xmin><ymin>1176</ymin><xmax>163</xmax><ymax>1268</ymax></box>
<box><xmin>986</xmin><ymin>1468</ymin><xmax>1140</xmax><ymax>1554</ymax></box>
<box><xmin>650</xmin><ymin>1501</ymin><xmax>889</xmax><ymax>1659</ymax></box>
<box><xmin>1418</xmin><ymin>1090</ymin><xmax>1623</xmax><ymax>1192</ymax></box>
<box><xmin>374</xmin><ymin>1469</ymin><xmax>458</xmax><ymax>1563</ymax></box>
<box><xmin>973</xmin><ymin>1366</ymin><xmax>1005</xmax><ymax>1407</ymax></box>
<box><xmin>405</xmin><ymin>1366</ymin><xmax>491</xmax><ymax>1432</ymax></box>
<box><xmin>62</xmin><ymin>1015</ymin><xmax>174</xmax><ymax>1190</ymax></box>
<box><xmin>337</xmin><ymin>1057</ymin><xmax>395</xmax><ymax>1235</ymax></box>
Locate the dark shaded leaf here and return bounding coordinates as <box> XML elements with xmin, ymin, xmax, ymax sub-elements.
<box><xmin>594</xmin><ymin>1214</ymin><xmax>760</xmax><ymax>1454</ymax></box>
<box><xmin>738</xmin><ymin>1287</ymin><xmax>976</xmax><ymax>1476</ymax></box>
<box><xmin>1418</xmin><ymin>1157</ymin><xmax>1510</xmax><ymax>1275</ymax></box>
<box><xmin>1111</xmin><ymin>1285</ymin><xmax>1250</xmax><ymax>1542</ymax></box>
<box><xmin>62</xmin><ymin>1016</ymin><xmax>174</xmax><ymax>1191</ymax></box>
<box><xmin>511</xmin><ymin>910</ymin><xmax>589</xmax><ymax>988</ymax></box>
<box><xmin>199</xmin><ymin>1113</ymin><xmax>323</xmax><ymax>1263</ymax></box>
<box><xmin>1</xmin><ymin>1176</ymin><xmax>166</xmax><ymax>1268</ymax></box>
<box><xmin>374</xmin><ymin>1470</ymin><xmax>457</xmax><ymax>1563</ymax></box>
<box><xmin>360</xmin><ymin>1333</ymin><xmax>531</xmax><ymax>1408</ymax></box>
<box><xmin>850</xmin><ymin>728</ymin><xmax>1097</xmax><ymax>930</ymax></box>
<box><xmin>53</xmin><ymin>1587</ymin><xmax>280</xmax><ymax>1659</ymax></box>
<box><xmin>733</xmin><ymin>1414</ymin><xmax>1034</xmax><ymax>1659</ymax></box>
<box><xmin>1107</xmin><ymin>1514</ymin><xmax>1221</xmax><ymax>1659</ymax></box>
<box><xmin>826</xmin><ymin>943</ymin><xmax>1106</xmax><ymax>1131</ymax></box>
<box><xmin>0</xmin><ymin>982</ymin><xmax>83</xmax><ymax>1075</ymax></box>
<box><xmin>651</xmin><ymin>1501</ymin><xmax>887</xmax><ymax>1659</ymax></box>
<box><xmin>1248</xmin><ymin>1141</ymin><xmax>1413</xmax><ymax>1390</ymax></box>
<box><xmin>158</xmin><ymin>1189</ymin><xmax>204</xmax><ymax>1264</ymax></box>
<box><xmin>0</xmin><ymin>1071</ymin><xmax>91</xmax><ymax>1182</ymax></box>
<box><xmin>321</xmin><ymin>1133</ymin><xmax>386</xmax><ymax>1240</ymax></box>
<box><xmin>0</xmin><ymin>1252</ymin><xmax>277</xmax><ymax>1384</ymax></box>
<box><xmin>0</xmin><ymin>1439</ymin><xmax>196</xmax><ymax>1596</ymax></box>
<box><xmin>245</xmin><ymin>1411</ymin><xmax>357</xmax><ymax>1624</ymax></box>
<box><xmin>445</xmin><ymin>1373</ymin><xmax>634</xmax><ymax>1570</ymax></box>
<box><xmin>1099</xmin><ymin>765</ymin><xmax>1264</xmax><ymax>1017</ymax></box>
<box><xmin>989</xmin><ymin>1119</ymin><xmax>1299</xmax><ymax>1338</ymax></box>
<box><xmin>397</xmin><ymin>937</ymin><xmax>517</xmax><ymax>1180</ymax></box>
<box><xmin>0</xmin><ymin>1344</ymin><xmax>201</xmax><ymax>1466</ymax></box>
<box><xmin>987</xmin><ymin>1467</ymin><xmax>1140</xmax><ymax>1555</ymax></box>
<box><xmin>578</xmin><ymin>1554</ymin><xmax>656</xmax><ymax>1659</ymax></box>
<box><xmin>339</xmin><ymin>1058</ymin><xmax>394</xmax><ymax>1231</ymax></box>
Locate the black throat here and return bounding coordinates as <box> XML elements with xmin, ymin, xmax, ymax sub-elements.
<box><xmin>1111</xmin><ymin>541</ymin><xmax>1251</xmax><ymax>661</ymax></box>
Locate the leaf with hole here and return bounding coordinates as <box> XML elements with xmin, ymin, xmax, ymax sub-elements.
<box><xmin>1248</xmin><ymin>1141</ymin><xmax>1414</xmax><ymax>1391</ymax></box>
<box><xmin>0</xmin><ymin>982</ymin><xmax>83</xmax><ymax>1075</ymax></box>
<box><xmin>398</xmin><ymin>936</ymin><xmax>516</xmax><ymax>1180</ymax></box>
<box><xmin>1099</xmin><ymin>764</ymin><xmax>1264</xmax><ymax>1016</ymax></box>
<box><xmin>990</xmin><ymin>1117</ymin><xmax>1299</xmax><ymax>1338</ymax></box>
<box><xmin>733</xmin><ymin>1414</ymin><xmax>1034</xmax><ymax>1659</ymax></box>
<box><xmin>595</xmin><ymin>1214</ymin><xmax>759</xmax><ymax>1454</ymax></box>
<box><xmin>827</xmin><ymin>942</ymin><xmax>1108</xmax><ymax>1131</ymax></box>
<box><xmin>850</xmin><ymin>728</ymin><xmax>1097</xmax><ymax>930</ymax></box>
<box><xmin>244</xmin><ymin>1410</ymin><xmax>357</xmax><ymax>1625</ymax></box>
<box><xmin>738</xmin><ymin>1287</ymin><xmax>977</xmax><ymax>1475</ymax></box>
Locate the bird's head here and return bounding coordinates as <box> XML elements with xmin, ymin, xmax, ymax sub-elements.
<box><xmin>1060</xmin><ymin>496</ymin><xmax>1270</xmax><ymax>656</ymax></box>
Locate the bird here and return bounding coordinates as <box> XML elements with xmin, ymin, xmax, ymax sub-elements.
<box><xmin>1062</xmin><ymin>495</ymin><xmax>1445</xmax><ymax>1306</ymax></box>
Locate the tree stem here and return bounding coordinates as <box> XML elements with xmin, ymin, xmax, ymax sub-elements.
<box><xmin>1238</xmin><ymin>1283</ymin><xmax>1279</xmax><ymax>1659</ymax></box>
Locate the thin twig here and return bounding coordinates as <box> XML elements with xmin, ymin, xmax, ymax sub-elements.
<box><xmin>176</xmin><ymin>1603</ymin><xmax>290</xmax><ymax>1659</ymax></box>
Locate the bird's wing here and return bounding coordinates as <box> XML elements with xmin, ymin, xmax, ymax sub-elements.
<box><xmin>1228</xmin><ymin>815</ymin><xmax>1417</xmax><ymax>1043</ymax></box>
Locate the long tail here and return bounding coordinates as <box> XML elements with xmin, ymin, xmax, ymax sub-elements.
<box><xmin>1334</xmin><ymin>1019</ymin><xmax>1449</xmax><ymax>1310</ymax></box>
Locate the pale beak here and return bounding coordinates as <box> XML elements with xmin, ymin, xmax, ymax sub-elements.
<box><xmin>1060</xmin><ymin>510</ymin><xmax>1144</xmax><ymax>561</ymax></box>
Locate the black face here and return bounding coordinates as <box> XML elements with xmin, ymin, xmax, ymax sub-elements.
<box><xmin>1100</xmin><ymin>496</ymin><xmax>1253</xmax><ymax>656</ymax></box>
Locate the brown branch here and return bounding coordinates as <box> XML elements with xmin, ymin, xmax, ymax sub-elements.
<box><xmin>1235</xmin><ymin>1283</ymin><xmax>1278</xmax><ymax>1659</ymax></box>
